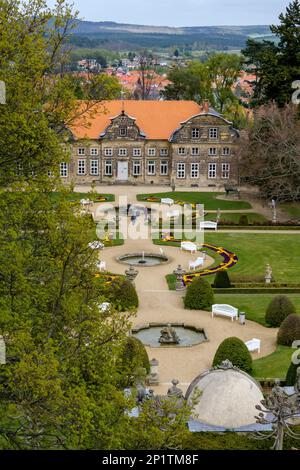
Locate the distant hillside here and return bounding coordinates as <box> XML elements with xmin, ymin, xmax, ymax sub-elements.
<box><xmin>70</xmin><ymin>21</ymin><xmax>273</xmax><ymax>51</ymax></box>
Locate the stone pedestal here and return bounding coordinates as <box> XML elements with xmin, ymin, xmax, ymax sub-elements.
<box><xmin>148</xmin><ymin>358</ymin><xmax>159</xmax><ymax>386</ymax></box>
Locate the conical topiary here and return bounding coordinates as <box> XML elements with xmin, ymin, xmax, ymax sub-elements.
<box><xmin>277</xmin><ymin>314</ymin><xmax>300</xmax><ymax>346</ymax></box>
<box><xmin>213</xmin><ymin>337</ymin><xmax>253</xmax><ymax>373</ymax></box>
<box><xmin>265</xmin><ymin>295</ymin><xmax>296</xmax><ymax>327</ymax></box>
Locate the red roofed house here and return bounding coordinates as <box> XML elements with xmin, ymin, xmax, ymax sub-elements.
<box><xmin>62</xmin><ymin>100</ymin><xmax>239</xmax><ymax>186</ymax></box>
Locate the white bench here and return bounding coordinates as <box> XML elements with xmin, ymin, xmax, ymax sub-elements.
<box><xmin>245</xmin><ymin>338</ymin><xmax>261</xmax><ymax>353</ymax></box>
<box><xmin>212</xmin><ymin>304</ymin><xmax>238</xmax><ymax>321</ymax></box>
<box><xmin>88</xmin><ymin>241</ymin><xmax>105</xmax><ymax>250</ymax></box>
<box><xmin>181</xmin><ymin>241</ymin><xmax>197</xmax><ymax>253</ymax></box>
<box><xmin>200</xmin><ymin>221</ymin><xmax>218</xmax><ymax>231</ymax></box>
<box><xmin>161</xmin><ymin>198</ymin><xmax>174</xmax><ymax>206</ymax></box>
<box><xmin>189</xmin><ymin>257</ymin><xmax>204</xmax><ymax>270</ymax></box>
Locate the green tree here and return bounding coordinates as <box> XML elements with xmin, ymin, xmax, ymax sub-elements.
<box><xmin>265</xmin><ymin>296</ymin><xmax>296</xmax><ymax>327</ymax></box>
<box><xmin>242</xmin><ymin>1</ymin><xmax>300</xmax><ymax>106</ymax></box>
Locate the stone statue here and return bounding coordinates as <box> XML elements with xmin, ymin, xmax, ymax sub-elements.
<box><xmin>167</xmin><ymin>379</ymin><xmax>183</xmax><ymax>399</ymax></box>
<box><xmin>159</xmin><ymin>324</ymin><xmax>180</xmax><ymax>344</ymax></box>
<box><xmin>265</xmin><ymin>264</ymin><xmax>272</xmax><ymax>284</ymax></box>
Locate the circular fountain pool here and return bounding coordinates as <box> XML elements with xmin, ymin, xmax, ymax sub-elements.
<box><xmin>131</xmin><ymin>323</ymin><xmax>208</xmax><ymax>347</ymax></box>
<box><xmin>117</xmin><ymin>252</ymin><xmax>169</xmax><ymax>267</ymax></box>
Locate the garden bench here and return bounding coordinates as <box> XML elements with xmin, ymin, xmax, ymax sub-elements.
<box><xmin>212</xmin><ymin>304</ymin><xmax>239</xmax><ymax>321</ymax></box>
<box><xmin>161</xmin><ymin>198</ymin><xmax>174</xmax><ymax>206</ymax></box>
<box><xmin>200</xmin><ymin>221</ymin><xmax>218</xmax><ymax>231</ymax></box>
<box><xmin>181</xmin><ymin>241</ymin><xmax>197</xmax><ymax>253</ymax></box>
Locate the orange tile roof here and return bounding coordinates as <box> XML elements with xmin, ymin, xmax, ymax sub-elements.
<box><xmin>69</xmin><ymin>100</ymin><xmax>203</xmax><ymax>140</ymax></box>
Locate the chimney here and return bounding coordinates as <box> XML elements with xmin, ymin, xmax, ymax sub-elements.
<box><xmin>203</xmin><ymin>99</ymin><xmax>210</xmax><ymax>113</ymax></box>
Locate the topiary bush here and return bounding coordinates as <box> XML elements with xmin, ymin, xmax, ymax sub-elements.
<box><xmin>239</xmin><ymin>215</ymin><xmax>249</xmax><ymax>226</ymax></box>
<box><xmin>285</xmin><ymin>360</ymin><xmax>299</xmax><ymax>386</ymax></box>
<box><xmin>106</xmin><ymin>278</ymin><xmax>139</xmax><ymax>311</ymax></box>
<box><xmin>213</xmin><ymin>270</ymin><xmax>231</xmax><ymax>288</ymax></box>
<box><xmin>212</xmin><ymin>337</ymin><xmax>253</xmax><ymax>373</ymax></box>
<box><xmin>277</xmin><ymin>314</ymin><xmax>300</xmax><ymax>346</ymax></box>
<box><xmin>265</xmin><ymin>295</ymin><xmax>296</xmax><ymax>327</ymax></box>
<box><xmin>184</xmin><ymin>277</ymin><xmax>214</xmax><ymax>310</ymax></box>
<box><xmin>117</xmin><ymin>337</ymin><xmax>150</xmax><ymax>387</ymax></box>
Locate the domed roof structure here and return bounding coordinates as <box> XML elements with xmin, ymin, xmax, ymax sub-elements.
<box><xmin>185</xmin><ymin>360</ymin><xmax>264</xmax><ymax>429</ymax></box>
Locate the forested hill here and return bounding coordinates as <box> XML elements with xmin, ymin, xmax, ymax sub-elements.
<box><xmin>69</xmin><ymin>21</ymin><xmax>272</xmax><ymax>51</ymax></box>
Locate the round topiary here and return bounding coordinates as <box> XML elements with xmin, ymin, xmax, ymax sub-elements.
<box><xmin>118</xmin><ymin>337</ymin><xmax>150</xmax><ymax>387</ymax></box>
<box><xmin>107</xmin><ymin>278</ymin><xmax>139</xmax><ymax>311</ymax></box>
<box><xmin>265</xmin><ymin>295</ymin><xmax>296</xmax><ymax>327</ymax></box>
<box><xmin>184</xmin><ymin>277</ymin><xmax>214</xmax><ymax>310</ymax></box>
<box><xmin>239</xmin><ymin>215</ymin><xmax>249</xmax><ymax>226</ymax></box>
<box><xmin>285</xmin><ymin>360</ymin><xmax>299</xmax><ymax>386</ymax></box>
<box><xmin>277</xmin><ymin>314</ymin><xmax>300</xmax><ymax>346</ymax></box>
<box><xmin>213</xmin><ymin>270</ymin><xmax>231</xmax><ymax>288</ymax></box>
<box><xmin>212</xmin><ymin>337</ymin><xmax>253</xmax><ymax>373</ymax></box>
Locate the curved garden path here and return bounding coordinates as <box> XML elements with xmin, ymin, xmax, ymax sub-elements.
<box><xmin>90</xmin><ymin>200</ymin><xmax>277</xmax><ymax>395</ymax></box>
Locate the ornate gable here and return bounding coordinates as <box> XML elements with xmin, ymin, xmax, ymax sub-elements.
<box><xmin>100</xmin><ymin>111</ymin><xmax>146</xmax><ymax>141</ymax></box>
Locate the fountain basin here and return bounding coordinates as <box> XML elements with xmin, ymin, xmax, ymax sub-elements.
<box><xmin>131</xmin><ymin>323</ymin><xmax>208</xmax><ymax>347</ymax></box>
<box><xmin>117</xmin><ymin>252</ymin><xmax>169</xmax><ymax>267</ymax></box>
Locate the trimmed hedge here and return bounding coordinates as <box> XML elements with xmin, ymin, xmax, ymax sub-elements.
<box><xmin>213</xmin><ymin>271</ymin><xmax>231</xmax><ymax>289</ymax></box>
<box><xmin>277</xmin><ymin>314</ymin><xmax>300</xmax><ymax>346</ymax></box>
<box><xmin>213</xmin><ymin>337</ymin><xmax>253</xmax><ymax>373</ymax></box>
<box><xmin>184</xmin><ymin>277</ymin><xmax>214</xmax><ymax>310</ymax></box>
<box><xmin>106</xmin><ymin>278</ymin><xmax>139</xmax><ymax>311</ymax></box>
<box><xmin>265</xmin><ymin>295</ymin><xmax>296</xmax><ymax>327</ymax></box>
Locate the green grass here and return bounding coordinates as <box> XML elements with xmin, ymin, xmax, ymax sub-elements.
<box><xmin>204</xmin><ymin>233</ymin><xmax>300</xmax><ymax>284</ymax></box>
<box><xmin>137</xmin><ymin>191</ymin><xmax>252</xmax><ymax>210</ymax></box>
<box><xmin>205</xmin><ymin>213</ymin><xmax>268</xmax><ymax>224</ymax></box>
<box><xmin>214</xmin><ymin>293</ymin><xmax>300</xmax><ymax>326</ymax></box>
<box><xmin>252</xmin><ymin>346</ymin><xmax>294</xmax><ymax>380</ymax></box>
<box><xmin>50</xmin><ymin>192</ymin><xmax>115</xmax><ymax>203</ymax></box>
<box><xmin>280</xmin><ymin>202</ymin><xmax>300</xmax><ymax>220</ymax></box>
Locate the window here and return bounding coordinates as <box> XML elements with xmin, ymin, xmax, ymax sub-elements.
<box><xmin>191</xmin><ymin>147</ymin><xmax>199</xmax><ymax>156</ymax></box>
<box><xmin>192</xmin><ymin>128</ymin><xmax>200</xmax><ymax>139</ymax></box>
<box><xmin>118</xmin><ymin>148</ymin><xmax>127</xmax><ymax>157</ymax></box>
<box><xmin>160</xmin><ymin>160</ymin><xmax>168</xmax><ymax>176</ymax></box>
<box><xmin>208</xmin><ymin>163</ymin><xmax>217</xmax><ymax>179</ymax></box>
<box><xmin>90</xmin><ymin>159</ymin><xmax>99</xmax><ymax>176</ymax></box>
<box><xmin>133</xmin><ymin>160</ymin><xmax>141</xmax><ymax>176</ymax></box>
<box><xmin>77</xmin><ymin>147</ymin><xmax>85</xmax><ymax>156</ymax></box>
<box><xmin>104</xmin><ymin>148</ymin><xmax>113</xmax><ymax>157</ymax></box>
<box><xmin>90</xmin><ymin>148</ymin><xmax>99</xmax><ymax>156</ymax></box>
<box><xmin>160</xmin><ymin>148</ymin><xmax>168</xmax><ymax>156</ymax></box>
<box><xmin>209</xmin><ymin>128</ymin><xmax>218</xmax><ymax>139</ymax></box>
<box><xmin>104</xmin><ymin>160</ymin><xmax>112</xmax><ymax>176</ymax></box>
<box><xmin>133</xmin><ymin>148</ymin><xmax>142</xmax><ymax>157</ymax></box>
<box><xmin>148</xmin><ymin>160</ymin><xmax>155</xmax><ymax>175</ymax></box>
<box><xmin>60</xmin><ymin>162</ymin><xmax>68</xmax><ymax>177</ymax></box>
<box><xmin>119</xmin><ymin>127</ymin><xmax>127</xmax><ymax>137</ymax></box>
<box><xmin>177</xmin><ymin>163</ymin><xmax>185</xmax><ymax>179</ymax></box>
<box><xmin>148</xmin><ymin>148</ymin><xmax>156</xmax><ymax>156</ymax></box>
<box><xmin>78</xmin><ymin>159</ymin><xmax>86</xmax><ymax>176</ymax></box>
<box><xmin>222</xmin><ymin>147</ymin><xmax>231</xmax><ymax>156</ymax></box>
<box><xmin>147</xmin><ymin>160</ymin><xmax>156</xmax><ymax>175</ymax></box>
<box><xmin>47</xmin><ymin>170</ymin><xmax>52</xmax><ymax>177</ymax></box>
<box><xmin>222</xmin><ymin>163</ymin><xmax>230</xmax><ymax>179</ymax></box>
<box><xmin>209</xmin><ymin>147</ymin><xmax>218</xmax><ymax>156</ymax></box>
<box><xmin>178</xmin><ymin>147</ymin><xmax>186</xmax><ymax>155</ymax></box>
<box><xmin>190</xmin><ymin>163</ymin><xmax>199</xmax><ymax>179</ymax></box>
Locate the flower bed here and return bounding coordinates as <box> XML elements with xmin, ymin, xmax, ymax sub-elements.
<box><xmin>160</xmin><ymin>237</ymin><xmax>238</xmax><ymax>286</ymax></box>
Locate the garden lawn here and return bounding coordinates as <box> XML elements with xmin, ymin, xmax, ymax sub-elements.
<box><xmin>137</xmin><ymin>191</ymin><xmax>252</xmax><ymax>210</ymax></box>
<box><xmin>252</xmin><ymin>346</ymin><xmax>294</xmax><ymax>380</ymax></box>
<box><xmin>214</xmin><ymin>293</ymin><xmax>300</xmax><ymax>326</ymax></box>
<box><xmin>204</xmin><ymin>233</ymin><xmax>300</xmax><ymax>284</ymax></box>
<box><xmin>280</xmin><ymin>202</ymin><xmax>300</xmax><ymax>220</ymax></box>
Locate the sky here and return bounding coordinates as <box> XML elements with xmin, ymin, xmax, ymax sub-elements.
<box><xmin>48</xmin><ymin>0</ymin><xmax>290</xmax><ymax>27</ymax></box>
